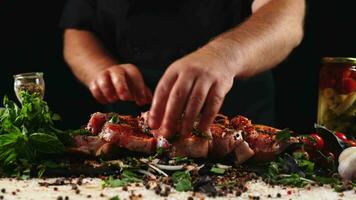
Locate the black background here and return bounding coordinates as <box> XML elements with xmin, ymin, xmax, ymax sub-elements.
<box><xmin>0</xmin><ymin>1</ymin><xmax>355</xmax><ymax>133</ymax></box>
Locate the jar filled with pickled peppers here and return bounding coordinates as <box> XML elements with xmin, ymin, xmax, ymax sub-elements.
<box><xmin>317</xmin><ymin>57</ymin><xmax>356</xmax><ymax>138</ymax></box>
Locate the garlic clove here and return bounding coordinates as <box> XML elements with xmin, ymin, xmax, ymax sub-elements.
<box><xmin>338</xmin><ymin>147</ymin><xmax>356</xmax><ymax>163</ymax></box>
<box><xmin>338</xmin><ymin>147</ymin><xmax>356</xmax><ymax>180</ymax></box>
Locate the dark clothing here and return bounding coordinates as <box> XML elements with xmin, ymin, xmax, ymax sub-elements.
<box><xmin>60</xmin><ymin>0</ymin><xmax>275</xmax><ymax>125</ymax></box>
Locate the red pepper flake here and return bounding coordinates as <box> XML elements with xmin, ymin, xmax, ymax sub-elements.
<box><xmin>287</xmin><ymin>190</ymin><xmax>292</xmax><ymax>195</ymax></box>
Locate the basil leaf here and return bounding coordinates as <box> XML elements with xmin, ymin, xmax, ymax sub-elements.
<box><xmin>29</xmin><ymin>133</ymin><xmax>64</xmax><ymax>154</ymax></box>
<box><xmin>172</xmin><ymin>171</ymin><xmax>193</xmax><ymax>191</ymax></box>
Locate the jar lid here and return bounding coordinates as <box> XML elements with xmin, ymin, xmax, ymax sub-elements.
<box><xmin>13</xmin><ymin>72</ymin><xmax>44</xmax><ymax>79</ymax></box>
<box><xmin>322</xmin><ymin>57</ymin><xmax>356</xmax><ymax>64</ymax></box>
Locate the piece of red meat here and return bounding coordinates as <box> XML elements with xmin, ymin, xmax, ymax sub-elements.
<box><xmin>100</xmin><ymin>123</ymin><xmax>157</xmax><ymax>154</ymax></box>
<box><xmin>208</xmin><ymin>124</ymin><xmax>244</xmax><ymax>158</ymax></box>
<box><xmin>68</xmin><ymin>135</ymin><xmax>108</xmax><ymax>156</ymax></box>
<box><xmin>170</xmin><ymin>134</ymin><xmax>210</xmax><ymax>158</ymax></box>
<box><xmin>86</xmin><ymin>112</ymin><xmax>110</xmax><ymax>135</ymax></box>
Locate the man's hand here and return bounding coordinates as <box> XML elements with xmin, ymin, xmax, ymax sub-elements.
<box><xmin>149</xmin><ymin>48</ymin><xmax>235</xmax><ymax>138</ymax></box>
<box><xmin>87</xmin><ymin>64</ymin><xmax>152</xmax><ymax>105</ymax></box>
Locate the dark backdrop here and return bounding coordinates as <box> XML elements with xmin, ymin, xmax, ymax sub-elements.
<box><xmin>0</xmin><ymin>1</ymin><xmax>355</xmax><ymax>132</ymax></box>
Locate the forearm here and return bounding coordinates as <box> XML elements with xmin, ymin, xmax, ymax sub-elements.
<box><xmin>204</xmin><ymin>0</ymin><xmax>305</xmax><ymax>78</ymax></box>
<box><xmin>63</xmin><ymin>29</ymin><xmax>119</xmax><ymax>85</ymax></box>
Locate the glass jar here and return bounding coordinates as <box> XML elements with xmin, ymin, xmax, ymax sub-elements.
<box><xmin>13</xmin><ymin>72</ymin><xmax>45</xmax><ymax>101</ymax></box>
<box><xmin>317</xmin><ymin>57</ymin><xmax>356</xmax><ymax>138</ymax></box>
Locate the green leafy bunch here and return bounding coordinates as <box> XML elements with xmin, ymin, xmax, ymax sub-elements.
<box><xmin>0</xmin><ymin>91</ymin><xmax>69</xmax><ymax>176</ymax></box>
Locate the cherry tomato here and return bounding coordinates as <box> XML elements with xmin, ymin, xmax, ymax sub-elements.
<box><xmin>342</xmin><ymin>68</ymin><xmax>352</xmax><ymax>78</ymax></box>
<box><xmin>303</xmin><ymin>133</ymin><xmax>325</xmax><ymax>150</ymax></box>
<box><xmin>338</xmin><ymin>78</ymin><xmax>356</xmax><ymax>94</ymax></box>
<box><xmin>335</xmin><ymin>132</ymin><xmax>348</xmax><ymax>141</ymax></box>
<box><xmin>347</xmin><ymin>140</ymin><xmax>356</xmax><ymax>147</ymax></box>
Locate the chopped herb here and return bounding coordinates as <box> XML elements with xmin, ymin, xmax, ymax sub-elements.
<box><xmin>172</xmin><ymin>171</ymin><xmax>193</xmax><ymax>191</ymax></box>
<box><xmin>110</xmin><ymin>196</ymin><xmax>120</xmax><ymax>200</ymax></box>
<box><xmin>102</xmin><ymin>169</ymin><xmax>142</xmax><ymax>188</ymax></box>
<box><xmin>156</xmin><ymin>147</ymin><xmax>164</xmax><ymax>156</ymax></box>
<box><xmin>173</xmin><ymin>156</ymin><xmax>193</xmax><ymax>164</ymax></box>
<box><xmin>109</xmin><ymin>115</ymin><xmax>120</xmax><ymax>124</ymax></box>
<box><xmin>210</xmin><ymin>167</ymin><xmax>225</xmax><ymax>175</ymax></box>
<box><xmin>275</xmin><ymin>128</ymin><xmax>291</xmax><ymax>142</ymax></box>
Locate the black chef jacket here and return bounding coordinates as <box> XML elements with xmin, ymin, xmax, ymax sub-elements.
<box><xmin>60</xmin><ymin>0</ymin><xmax>275</xmax><ymax>125</ymax></box>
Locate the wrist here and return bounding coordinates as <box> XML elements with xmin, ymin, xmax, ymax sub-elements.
<box><xmin>204</xmin><ymin>37</ymin><xmax>247</xmax><ymax>79</ymax></box>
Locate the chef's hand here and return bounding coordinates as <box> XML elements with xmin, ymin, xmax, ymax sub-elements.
<box><xmin>149</xmin><ymin>48</ymin><xmax>236</xmax><ymax>138</ymax></box>
<box><xmin>87</xmin><ymin>64</ymin><xmax>152</xmax><ymax>106</ymax></box>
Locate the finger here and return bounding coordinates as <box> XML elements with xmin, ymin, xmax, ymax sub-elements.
<box><xmin>89</xmin><ymin>82</ymin><xmax>108</xmax><ymax>104</ymax></box>
<box><xmin>109</xmin><ymin>67</ymin><xmax>133</xmax><ymax>101</ymax></box>
<box><xmin>198</xmin><ymin>82</ymin><xmax>230</xmax><ymax>132</ymax></box>
<box><xmin>160</xmin><ymin>75</ymin><xmax>195</xmax><ymax>138</ymax></box>
<box><xmin>123</xmin><ymin>64</ymin><xmax>148</xmax><ymax>106</ymax></box>
<box><xmin>96</xmin><ymin>72</ymin><xmax>118</xmax><ymax>103</ymax></box>
<box><xmin>144</xmin><ymin>86</ymin><xmax>153</xmax><ymax>105</ymax></box>
<box><xmin>149</xmin><ymin>70</ymin><xmax>178</xmax><ymax>129</ymax></box>
<box><xmin>180</xmin><ymin>78</ymin><xmax>212</xmax><ymax>136</ymax></box>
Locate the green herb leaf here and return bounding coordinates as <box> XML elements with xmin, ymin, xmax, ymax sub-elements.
<box><xmin>110</xmin><ymin>196</ymin><xmax>121</xmax><ymax>200</ymax></box>
<box><xmin>29</xmin><ymin>133</ymin><xmax>65</xmax><ymax>154</ymax></box>
<box><xmin>275</xmin><ymin>128</ymin><xmax>291</xmax><ymax>142</ymax></box>
<box><xmin>172</xmin><ymin>171</ymin><xmax>193</xmax><ymax>191</ymax></box>
<box><xmin>210</xmin><ymin>167</ymin><xmax>225</xmax><ymax>174</ymax></box>
<box><xmin>109</xmin><ymin>114</ymin><xmax>120</xmax><ymax>124</ymax></box>
<box><xmin>102</xmin><ymin>169</ymin><xmax>142</xmax><ymax>188</ymax></box>
<box><xmin>0</xmin><ymin>91</ymin><xmax>67</xmax><ymax>176</ymax></box>
<box><xmin>173</xmin><ymin>156</ymin><xmax>193</xmax><ymax>164</ymax></box>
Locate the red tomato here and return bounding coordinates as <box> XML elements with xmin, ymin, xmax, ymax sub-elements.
<box><xmin>303</xmin><ymin>133</ymin><xmax>325</xmax><ymax>150</ymax></box>
<box><xmin>347</xmin><ymin>140</ymin><xmax>356</xmax><ymax>147</ymax></box>
<box><xmin>335</xmin><ymin>132</ymin><xmax>348</xmax><ymax>141</ymax></box>
<box><xmin>352</xmin><ymin>70</ymin><xmax>356</xmax><ymax>80</ymax></box>
<box><xmin>338</xmin><ymin>78</ymin><xmax>356</xmax><ymax>94</ymax></box>
<box><xmin>341</xmin><ymin>68</ymin><xmax>352</xmax><ymax>79</ymax></box>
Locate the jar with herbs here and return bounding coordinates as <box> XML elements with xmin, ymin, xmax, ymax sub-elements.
<box><xmin>317</xmin><ymin>57</ymin><xmax>356</xmax><ymax>139</ymax></box>
<box><xmin>13</xmin><ymin>72</ymin><xmax>45</xmax><ymax>102</ymax></box>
